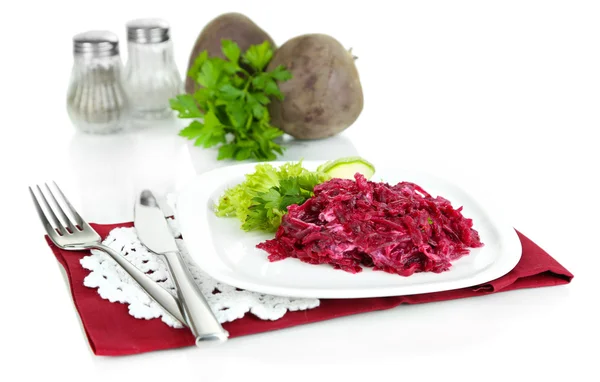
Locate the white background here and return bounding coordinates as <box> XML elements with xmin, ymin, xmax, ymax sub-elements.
<box><xmin>1</xmin><ymin>1</ymin><xmax>598</xmax><ymax>381</ymax></box>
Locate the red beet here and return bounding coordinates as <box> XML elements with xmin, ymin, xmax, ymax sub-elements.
<box><xmin>257</xmin><ymin>174</ymin><xmax>484</xmax><ymax>276</ymax></box>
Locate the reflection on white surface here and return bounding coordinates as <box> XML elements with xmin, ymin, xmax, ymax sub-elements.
<box><xmin>187</xmin><ymin>133</ymin><xmax>360</xmax><ymax>175</ymax></box>
<box><xmin>68</xmin><ymin>119</ymin><xmax>190</xmax><ymax>223</ymax></box>
<box><xmin>129</xmin><ymin>118</ymin><xmax>189</xmax><ymax>196</ymax></box>
<box><xmin>69</xmin><ymin>132</ymin><xmax>137</xmax><ymax>223</ymax></box>
<box><xmin>67</xmin><ymin>127</ymin><xmax>358</xmax><ymax>223</ymax></box>
<box><xmin>278</xmin><ymin>134</ymin><xmax>360</xmax><ymax>161</ymax></box>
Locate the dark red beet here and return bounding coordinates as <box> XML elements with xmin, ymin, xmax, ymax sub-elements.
<box><xmin>256</xmin><ymin>174</ymin><xmax>484</xmax><ymax>276</ymax></box>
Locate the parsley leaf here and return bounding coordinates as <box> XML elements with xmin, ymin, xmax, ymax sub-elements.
<box><xmin>171</xmin><ymin>40</ymin><xmax>292</xmax><ymax>161</ymax></box>
<box><xmin>170</xmin><ymin>95</ymin><xmax>202</xmax><ymax>118</ymax></box>
<box><xmin>187</xmin><ymin>51</ymin><xmax>208</xmax><ymax>84</ymax></box>
<box><xmin>179</xmin><ymin>120</ymin><xmax>204</xmax><ymax>138</ymax></box>
<box><xmin>190</xmin><ymin>110</ymin><xmax>227</xmax><ymax>148</ymax></box>
<box><xmin>219</xmin><ymin>84</ymin><xmax>245</xmax><ymax>100</ymax></box>
<box><xmin>217</xmin><ymin>144</ymin><xmax>236</xmax><ymax>160</ymax></box>
<box><xmin>243</xmin><ymin>41</ymin><xmax>274</xmax><ymax>72</ymax></box>
<box><xmin>270</xmin><ymin>65</ymin><xmax>293</xmax><ymax>81</ymax></box>
<box><xmin>221</xmin><ymin>39</ymin><xmax>241</xmax><ymax>64</ymax></box>
<box><xmin>264</xmin><ymin>79</ymin><xmax>283</xmax><ymax>100</ymax></box>
<box><xmin>196</xmin><ymin>60</ymin><xmax>224</xmax><ymax>88</ymax></box>
<box><xmin>225</xmin><ymin>100</ymin><xmax>247</xmax><ymax>128</ymax></box>
<box><xmin>216</xmin><ymin>161</ymin><xmax>331</xmax><ymax>232</ymax></box>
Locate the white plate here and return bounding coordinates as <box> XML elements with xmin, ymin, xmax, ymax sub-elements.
<box><xmin>175</xmin><ymin>161</ymin><xmax>522</xmax><ymax>299</ymax></box>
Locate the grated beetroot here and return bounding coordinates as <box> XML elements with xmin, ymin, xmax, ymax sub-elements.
<box><xmin>256</xmin><ymin>173</ymin><xmax>484</xmax><ymax>276</ymax></box>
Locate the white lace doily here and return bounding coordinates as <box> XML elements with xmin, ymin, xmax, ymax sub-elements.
<box><xmin>80</xmin><ymin>215</ymin><xmax>320</xmax><ymax>328</ymax></box>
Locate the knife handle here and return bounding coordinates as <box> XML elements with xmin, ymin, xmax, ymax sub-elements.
<box><xmin>163</xmin><ymin>251</ymin><xmax>229</xmax><ymax>345</ymax></box>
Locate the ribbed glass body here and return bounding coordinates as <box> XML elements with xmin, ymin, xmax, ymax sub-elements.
<box><xmin>124</xmin><ymin>20</ymin><xmax>182</xmax><ymax>120</ymax></box>
<box><xmin>66</xmin><ymin>31</ymin><xmax>129</xmax><ymax>134</ymax></box>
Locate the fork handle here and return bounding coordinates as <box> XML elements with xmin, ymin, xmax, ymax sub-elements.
<box><xmin>93</xmin><ymin>243</ymin><xmax>187</xmax><ymax>326</ymax></box>
<box><xmin>163</xmin><ymin>251</ymin><xmax>229</xmax><ymax>345</ymax></box>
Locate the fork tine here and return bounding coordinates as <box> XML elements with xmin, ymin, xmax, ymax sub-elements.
<box><xmin>29</xmin><ymin>187</ymin><xmax>53</xmax><ymax>234</ymax></box>
<box><xmin>51</xmin><ymin>181</ymin><xmax>85</xmax><ymax>227</ymax></box>
<box><xmin>44</xmin><ymin>183</ymin><xmax>77</xmax><ymax>232</ymax></box>
<box><xmin>30</xmin><ymin>186</ymin><xmax>65</xmax><ymax>235</ymax></box>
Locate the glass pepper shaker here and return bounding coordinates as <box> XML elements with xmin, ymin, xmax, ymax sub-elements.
<box><xmin>124</xmin><ymin>18</ymin><xmax>183</xmax><ymax>121</ymax></box>
<box><xmin>66</xmin><ymin>31</ymin><xmax>129</xmax><ymax>134</ymax></box>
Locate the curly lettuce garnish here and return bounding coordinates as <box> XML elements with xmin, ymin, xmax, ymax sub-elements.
<box><xmin>215</xmin><ymin>161</ymin><xmax>330</xmax><ymax>232</ymax></box>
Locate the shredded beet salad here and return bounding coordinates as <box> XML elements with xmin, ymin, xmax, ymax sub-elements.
<box><xmin>257</xmin><ymin>173</ymin><xmax>484</xmax><ymax>276</ymax></box>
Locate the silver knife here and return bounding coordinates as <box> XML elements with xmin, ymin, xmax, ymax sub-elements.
<box><xmin>134</xmin><ymin>190</ymin><xmax>229</xmax><ymax>345</ymax></box>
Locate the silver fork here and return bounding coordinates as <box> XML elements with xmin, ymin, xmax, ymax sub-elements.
<box><xmin>30</xmin><ymin>181</ymin><xmax>186</xmax><ymax>326</ymax></box>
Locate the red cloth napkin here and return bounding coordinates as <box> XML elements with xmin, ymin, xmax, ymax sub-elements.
<box><xmin>46</xmin><ymin>222</ymin><xmax>573</xmax><ymax>356</ymax></box>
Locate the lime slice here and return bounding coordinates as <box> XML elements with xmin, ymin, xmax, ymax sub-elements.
<box><xmin>318</xmin><ymin>156</ymin><xmax>376</xmax><ymax>180</ymax></box>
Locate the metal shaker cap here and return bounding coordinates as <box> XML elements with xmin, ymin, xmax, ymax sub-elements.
<box><xmin>73</xmin><ymin>30</ymin><xmax>119</xmax><ymax>57</ymax></box>
<box><xmin>126</xmin><ymin>18</ymin><xmax>170</xmax><ymax>44</ymax></box>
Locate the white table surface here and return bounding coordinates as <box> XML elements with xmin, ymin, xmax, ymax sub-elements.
<box><xmin>2</xmin><ymin>1</ymin><xmax>598</xmax><ymax>381</ymax></box>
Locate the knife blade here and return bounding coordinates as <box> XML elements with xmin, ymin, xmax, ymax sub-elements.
<box><xmin>134</xmin><ymin>190</ymin><xmax>229</xmax><ymax>345</ymax></box>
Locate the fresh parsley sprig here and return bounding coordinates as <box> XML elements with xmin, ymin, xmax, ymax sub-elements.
<box><xmin>215</xmin><ymin>161</ymin><xmax>331</xmax><ymax>232</ymax></box>
<box><xmin>170</xmin><ymin>40</ymin><xmax>292</xmax><ymax>161</ymax></box>
<box><xmin>243</xmin><ymin>177</ymin><xmax>316</xmax><ymax>232</ymax></box>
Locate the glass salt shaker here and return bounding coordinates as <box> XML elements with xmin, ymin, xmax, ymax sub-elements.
<box><xmin>124</xmin><ymin>18</ymin><xmax>183</xmax><ymax>121</ymax></box>
<box><xmin>66</xmin><ymin>31</ymin><xmax>129</xmax><ymax>134</ymax></box>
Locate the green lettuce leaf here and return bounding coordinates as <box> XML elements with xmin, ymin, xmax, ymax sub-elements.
<box><xmin>214</xmin><ymin>161</ymin><xmax>331</xmax><ymax>232</ymax></box>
